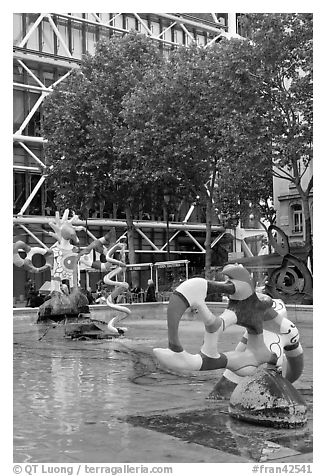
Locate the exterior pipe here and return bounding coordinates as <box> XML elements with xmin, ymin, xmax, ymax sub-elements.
<box><xmin>13</xmin><ymin>134</ymin><xmax>47</xmax><ymax>144</ymax></box>
<box><xmin>17</xmin><ymin>176</ymin><xmax>46</xmax><ymax>216</ymax></box>
<box><xmin>157</xmin><ymin>13</ymin><xmax>225</xmax><ymax>33</ymax></box>
<box><xmin>13</xmin><ymin>215</ymin><xmax>225</xmax><ymax>232</ymax></box>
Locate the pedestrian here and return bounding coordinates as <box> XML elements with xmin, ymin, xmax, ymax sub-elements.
<box><xmin>24</xmin><ymin>278</ymin><xmax>33</xmax><ymax>306</ymax></box>
<box><xmin>145</xmin><ymin>279</ymin><xmax>156</xmax><ymax>302</ymax></box>
<box><xmin>81</xmin><ymin>286</ymin><xmax>95</xmax><ymax>304</ymax></box>
<box><xmin>131</xmin><ymin>283</ymin><xmax>141</xmax><ymax>302</ymax></box>
<box><xmin>60</xmin><ymin>283</ymin><xmax>69</xmax><ymax>296</ymax></box>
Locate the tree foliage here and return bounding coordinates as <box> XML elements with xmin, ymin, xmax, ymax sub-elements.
<box><xmin>42</xmin><ymin>32</ymin><xmax>163</xmax><ymax>217</ymax></box>
<box><xmin>234</xmin><ymin>14</ymin><xmax>313</xmax><ymax>258</ymax></box>
<box><xmin>41</xmin><ymin>15</ymin><xmax>313</xmax><ymax>271</ymax></box>
<box><xmin>117</xmin><ymin>40</ymin><xmax>276</xmax><ymax>273</ymax></box>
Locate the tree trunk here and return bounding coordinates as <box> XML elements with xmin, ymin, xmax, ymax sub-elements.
<box><xmin>301</xmin><ymin>193</ymin><xmax>313</xmax><ymax>272</ymax></box>
<box><xmin>205</xmin><ymin>195</ymin><xmax>213</xmax><ymax>279</ymax></box>
<box><xmin>205</xmin><ymin>161</ymin><xmax>218</xmax><ymax>279</ymax></box>
<box><xmin>125</xmin><ymin>203</ymin><xmax>138</xmax><ymax>285</ymax></box>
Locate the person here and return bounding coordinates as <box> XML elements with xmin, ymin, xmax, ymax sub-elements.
<box><xmin>80</xmin><ymin>286</ymin><xmax>95</xmax><ymax>304</ymax></box>
<box><xmin>24</xmin><ymin>278</ymin><xmax>33</xmax><ymax>306</ymax></box>
<box><xmin>95</xmin><ymin>287</ymin><xmax>109</xmax><ymax>304</ymax></box>
<box><xmin>145</xmin><ymin>279</ymin><xmax>156</xmax><ymax>302</ymax></box>
<box><xmin>131</xmin><ymin>283</ymin><xmax>141</xmax><ymax>302</ymax></box>
<box><xmin>86</xmin><ymin>286</ymin><xmax>95</xmax><ymax>304</ymax></box>
<box><xmin>60</xmin><ymin>283</ymin><xmax>69</xmax><ymax>296</ymax></box>
<box><xmin>131</xmin><ymin>284</ymin><xmax>141</xmax><ymax>293</ymax></box>
<box><xmin>30</xmin><ymin>291</ymin><xmax>45</xmax><ymax>308</ymax></box>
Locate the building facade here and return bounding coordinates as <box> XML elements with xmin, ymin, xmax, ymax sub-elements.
<box><xmin>273</xmin><ymin>166</ymin><xmax>313</xmax><ymax>248</ymax></box>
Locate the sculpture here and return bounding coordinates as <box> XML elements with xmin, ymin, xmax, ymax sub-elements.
<box><xmin>265</xmin><ymin>225</ymin><xmax>313</xmax><ymax>304</ymax></box>
<box><xmin>153</xmin><ymin>264</ymin><xmax>306</xmax><ymax>426</ymax></box>
<box><xmin>79</xmin><ymin>236</ymin><xmax>130</xmax><ymax>334</ymax></box>
<box><xmin>13</xmin><ymin>209</ymin><xmax>130</xmax><ymax>335</ymax></box>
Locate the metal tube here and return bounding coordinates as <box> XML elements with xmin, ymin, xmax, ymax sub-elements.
<box><xmin>16</xmin><ymin>59</ymin><xmax>46</xmax><ymax>88</ymax></box>
<box><xmin>13</xmin><ymin>134</ymin><xmax>47</xmax><ymax>144</ymax></box>
<box><xmin>19</xmin><ymin>13</ymin><xmax>46</xmax><ymax>48</ymax></box>
<box><xmin>18</xmin><ymin>142</ymin><xmax>46</xmax><ymax>169</ymax></box>
<box><xmin>157</xmin><ymin>21</ymin><xmax>177</xmax><ymax>38</ymax></box>
<box><xmin>210</xmin><ymin>232</ymin><xmax>225</xmax><ymax>248</ymax></box>
<box><xmin>13</xmin><ymin>82</ymin><xmax>51</xmax><ymax>93</ymax></box>
<box><xmin>155</xmin><ymin>267</ymin><xmax>159</xmax><ymax>293</ymax></box>
<box><xmin>18</xmin><ymin>224</ymin><xmax>49</xmax><ymax>249</ymax></box>
<box><xmin>180</xmin><ymin>23</ymin><xmax>195</xmax><ymax>42</ymax></box>
<box><xmin>52</xmin><ymin>13</ymin><xmax>181</xmax><ymax>48</ymax></box>
<box><xmin>17</xmin><ymin>175</ymin><xmax>46</xmax><ymax>216</ymax></box>
<box><xmin>204</xmin><ymin>34</ymin><xmax>223</xmax><ymax>48</ymax></box>
<box><xmin>46</xmin><ymin>14</ymin><xmax>73</xmax><ymax>58</ymax></box>
<box><xmin>16</xmin><ymin>92</ymin><xmax>47</xmax><ymax>136</ymax></box>
<box><xmin>157</xmin><ymin>13</ymin><xmax>225</xmax><ymax>34</ymax></box>
<box><xmin>13</xmin><ymin>49</ymin><xmax>80</xmax><ymax>69</ymax></box>
<box><xmin>133</xmin><ymin>13</ymin><xmax>152</xmax><ymax>35</ymax></box>
<box><xmin>13</xmin><ymin>165</ymin><xmax>41</xmax><ymax>172</ymax></box>
<box><xmin>13</xmin><ymin>215</ymin><xmax>225</xmax><ymax>232</ymax></box>
<box><xmin>166</xmin><ymin>212</ymin><xmax>170</xmax><ymax>260</ymax></box>
<box><xmin>161</xmin><ymin>230</ymin><xmax>180</xmax><ymax>250</ymax></box>
<box><xmin>135</xmin><ymin>227</ymin><xmax>160</xmax><ymax>251</ymax></box>
<box><xmin>51</xmin><ymin>69</ymin><xmax>73</xmax><ymax>88</ymax></box>
<box><xmin>185</xmin><ymin>230</ymin><xmax>205</xmax><ymax>252</ymax></box>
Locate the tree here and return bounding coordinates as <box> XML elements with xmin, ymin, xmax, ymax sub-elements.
<box><xmin>236</xmin><ymin>14</ymin><xmax>313</xmax><ymax>264</ymax></box>
<box><xmin>117</xmin><ymin>42</ymin><xmax>275</xmax><ymax>276</ymax></box>
<box><xmin>42</xmin><ymin>32</ymin><xmax>163</xmax><ymax>272</ymax></box>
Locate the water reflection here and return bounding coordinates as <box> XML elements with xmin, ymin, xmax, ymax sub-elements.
<box><xmin>14</xmin><ymin>322</ymin><xmax>148</xmax><ymax>462</ymax></box>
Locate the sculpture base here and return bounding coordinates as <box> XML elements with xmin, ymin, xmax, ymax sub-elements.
<box><xmin>228</xmin><ymin>368</ymin><xmax>307</xmax><ymax>428</ymax></box>
<box><xmin>64</xmin><ymin>316</ymin><xmax>124</xmax><ymax>339</ymax></box>
<box><xmin>37</xmin><ymin>290</ymin><xmax>89</xmax><ymax>319</ymax></box>
<box><xmin>207</xmin><ymin>375</ymin><xmax>237</xmax><ymax>400</ymax></box>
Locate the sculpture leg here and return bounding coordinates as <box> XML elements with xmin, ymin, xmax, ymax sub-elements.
<box><xmin>167</xmin><ymin>293</ymin><xmax>189</xmax><ymax>352</ymax></box>
<box><xmin>283</xmin><ymin>352</ymin><xmax>304</xmax><ymax>383</ymax></box>
<box><xmin>208</xmin><ymin>336</ymin><xmax>247</xmax><ymax>400</ymax></box>
<box><xmin>154</xmin><ymin>298</ymin><xmax>228</xmax><ymax>372</ymax></box>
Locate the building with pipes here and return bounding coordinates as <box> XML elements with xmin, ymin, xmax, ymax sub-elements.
<box><xmin>13</xmin><ymin>13</ymin><xmax>270</xmax><ymax>300</ymax></box>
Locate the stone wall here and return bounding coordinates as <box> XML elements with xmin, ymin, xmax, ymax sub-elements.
<box><xmin>13</xmin><ymin>301</ymin><xmax>312</xmax><ymax>325</ymax></box>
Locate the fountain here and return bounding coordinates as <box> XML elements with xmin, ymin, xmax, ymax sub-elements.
<box><xmin>153</xmin><ymin>264</ymin><xmax>307</xmax><ymax>427</ymax></box>
<box><xmin>13</xmin><ymin>209</ymin><xmax>130</xmax><ymax>339</ymax></box>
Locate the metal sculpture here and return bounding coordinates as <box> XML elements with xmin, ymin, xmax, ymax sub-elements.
<box><xmin>79</xmin><ymin>236</ymin><xmax>130</xmax><ymax>335</ymax></box>
<box><xmin>265</xmin><ymin>225</ymin><xmax>313</xmax><ymax>304</ymax></box>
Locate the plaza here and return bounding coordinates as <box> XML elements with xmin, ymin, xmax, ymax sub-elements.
<box><xmin>13</xmin><ymin>12</ymin><xmax>314</xmax><ymax>469</ymax></box>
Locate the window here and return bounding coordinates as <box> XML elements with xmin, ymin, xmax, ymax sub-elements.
<box><xmin>13</xmin><ymin>172</ymin><xmax>45</xmax><ymax>215</ymax></box>
<box><xmin>42</xmin><ymin>18</ymin><xmax>55</xmax><ymax>54</ymax></box>
<box><xmin>14</xmin><ymin>173</ymin><xmax>26</xmax><ymax>214</ymax></box>
<box><xmin>292</xmin><ymin>204</ymin><xmax>303</xmax><ymax>233</ymax></box>
<box><xmin>13</xmin><ymin>91</ymin><xmax>24</xmax><ymax>132</ymax></box>
<box><xmin>13</xmin><ymin>13</ymin><xmax>23</xmax><ymax>45</ymax></box>
<box><xmin>173</xmin><ymin>31</ymin><xmax>179</xmax><ymax>44</ymax></box>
